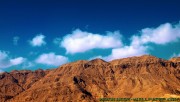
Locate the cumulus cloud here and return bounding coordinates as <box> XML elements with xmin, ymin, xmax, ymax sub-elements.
<box><xmin>29</xmin><ymin>34</ymin><xmax>46</xmax><ymax>47</ymax></box>
<box><xmin>0</xmin><ymin>51</ymin><xmax>26</xmax><ymax>68</ymax></box>
<box><xmin>131</xmin><ymin>22</ymin><xmax>180</xmax><ymax>46</ymax></box>
<box><xmin>60</xmin><ymin>29</ymin><xmax>123</xmax><ymax>54</ymax></box>
<box><xmin>91</xmin><ymin>21</ymin><xmax>180</xmax><ymax>61</ymax></box>
<box><xmin>13</xmin><ymin>36</ymin><xmax>19</xmax><ymax>45</ymax></box>
<box><xmin>10</xmin><ymin>57</ymin><xmax>25</xmax><ymax>65</ymax></box>
<box><xmin>104</xmin><ymin>45</ymin><xmax>148</xmax><ymax>61</ymax></box>
<box><xmin>35</xmin><ymin>52</ymin><xmax>69</xmax><ymax>66</ymax></box>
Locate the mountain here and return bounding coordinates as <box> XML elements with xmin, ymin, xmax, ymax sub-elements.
<box><xmin>170</xmin><ymin>57</ymin><xmax>180</xmax><ymax>63</ymax></box>
<box><xmin>0</xmin><ymin>55</ymin><xmax>180</xmax><ymax>102</ymax></box>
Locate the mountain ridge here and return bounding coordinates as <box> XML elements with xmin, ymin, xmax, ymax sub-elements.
<box><xmin>0</xmin><ymin>55</ymin><xmax>180</xmax><ymax>102</ymax></box>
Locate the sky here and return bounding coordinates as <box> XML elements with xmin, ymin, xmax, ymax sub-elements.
<box><xmin>0</xmin><ymin>0</ymin><xmax>180</xmax><ymax>72</ymax></box>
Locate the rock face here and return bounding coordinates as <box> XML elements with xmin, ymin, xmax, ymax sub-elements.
<box><xmin>0</xmin><ymin>55</ymin><xmax>180</xmax><ymax>102</ymax></box>
<box><xmin>0</xmin><ymin>69</ymin><xmax>47</xmax><ymax>101</ymax></box>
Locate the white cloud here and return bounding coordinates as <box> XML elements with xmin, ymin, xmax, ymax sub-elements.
<box><xmin>10</xmin><ymin>57</ymin><xmax>25</xmax><ymax>65</ymax></box>
<box><xmin>29</xmin><ymin>34</ymin><xmax>46</xmax><ymax>47</ymax></box>
<box><xmin>131</xmin><ymin>22</ymin><xmax>180</xmax><ymax>46</ymax></box>
<box><xmin>35</xmin><ymin>52</ymin><xmax>69</xmax><ymax>66</ymax></box>
<box><xmin>90</xmin><ymin>44</ymin><xmax>148</xmax><ymax>61</ymax></box>
<box><xmin>91</xmin><ymin>21</ymin><xmax>180</xmax><ymax>61</ymax></box>
<box><xmin>0</xmin><ymin>51</ymin><xmax>26</xmax><ymax>68</ymax></box>
<box><xmin>13</xmin><ymin>36</ymin><xmax>19</xmax><ymax>45</ymax></box>
<box><xmin>104</xmin><ymin>45</ymin><xmax>148</xmax><ymax>61</ymax></box>
<box><xmin>60</xmin><ymin>29</ymin><xmax>123</xmax><ymax>54</ymax></box>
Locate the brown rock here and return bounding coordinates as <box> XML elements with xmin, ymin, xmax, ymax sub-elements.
<box><xmin>0</xmin><ymin>55</ymin><xmax>180</xmax><ymax>102</ymax></box>
<box><xmin>170</xmin><ymin>57</ymin><xmax>180</xmax><ymax>63</ymax></box>
<box><xmin>0</xmin><ymin>69</ymin><xmax>47</xmax><ymax>101</ymax></box>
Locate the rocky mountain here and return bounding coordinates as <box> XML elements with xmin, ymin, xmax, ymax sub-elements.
<box><xmin>0</xmin><ymin>69</ymin><xmax>48</xmax><ymax>101</ymax></box>
<box><xmin>170</xmin><ymin>57</ymin><xmax>180</xmax><ymax>63</ymax></box>
<box><xmin>0</xmin><ymin>55</ymin><xmax>180</xmax><ymax>102</ymax></box>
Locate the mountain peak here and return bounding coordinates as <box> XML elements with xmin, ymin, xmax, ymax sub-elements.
<box><xmin>139</xmin><ymin>54</ymin><xmax>158</xmax><ymax>58</ymax></box>
<box><xmin>71</xmin><ymin>60</ymin><xmax>88</xmax><ymax>64</ymax></box>
<box><xmin>1</xmin><ymin>55</ymin><xmax>180</xmax><ymax>102</ymax></box>
<box><xmin>110</xmin><ymin>55</ymin><xmax>164</xmax><ymax>65</ymax></box>
<box><xmin>169</xmin><ymin>57</ymin><xmax>180</xmax><ymax>62</ymax></box>
<box><xmin>88</xmin><ymin>58</ymin><xmax>108</xmax><ymax>65</ymax></box>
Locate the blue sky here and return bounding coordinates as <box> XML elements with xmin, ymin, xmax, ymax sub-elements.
<box><xmin>0</xmin><ymin>0</ymin><xmax>180</xmax><ymax>72</ymax></box>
